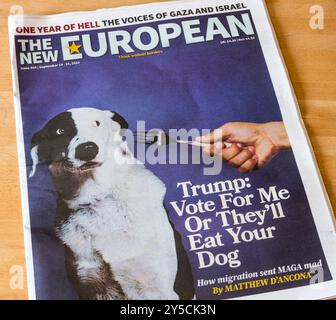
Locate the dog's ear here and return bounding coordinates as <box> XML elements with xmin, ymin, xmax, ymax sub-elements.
<box><xmin>29</xmin><ymin>129</ymin><xmax>45</xmax><ymax>178</ymax></box>
<box><xmin>110</xmin><ymin>111</ymin><xmax>128</xmax><ymax>130</ymax></box>
<box><xmin>31</xmin><ymin>129</ymin><xmax>45</xmax><ymax>149</ymax></box>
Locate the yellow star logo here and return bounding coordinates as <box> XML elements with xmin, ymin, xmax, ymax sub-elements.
<box><xmin>67</xmin><ymin>42</ymin><xmax>82</xmax><ymax>54</ymax></box>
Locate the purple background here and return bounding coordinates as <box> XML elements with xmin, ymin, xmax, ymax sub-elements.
<box><xmin>16</xmin><ymin>12</ymin><xmax>331</xmax><ymax>299</ymax></box>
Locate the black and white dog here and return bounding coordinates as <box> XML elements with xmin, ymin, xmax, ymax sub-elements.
<box><xmin>30</xmin><ymin>107</ymin><xmax>194</xmax><ymax>300</ymax></box>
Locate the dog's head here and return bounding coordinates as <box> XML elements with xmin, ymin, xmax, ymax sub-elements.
<box><xmin>29</xmin><ymin>107</ymin><xmax>128</xmax><ymax>177</ymax></box>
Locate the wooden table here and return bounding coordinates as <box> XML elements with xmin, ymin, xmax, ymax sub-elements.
<box><xmin>0</xmin><ymin>0</ymin><xmax>335</xmax><ymax>299</ymax></box>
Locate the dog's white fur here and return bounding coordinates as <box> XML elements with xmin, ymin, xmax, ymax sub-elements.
<box><xmin>47</xmin><ymin>108</ymin><xmax>179</xmax><ymax>299</ymax></box>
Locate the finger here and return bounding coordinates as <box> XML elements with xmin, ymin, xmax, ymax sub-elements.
<box><xmin>202</xmin><ymin>143</ymin><xmax>216</xmax><ymax>157</ymax></box>
<box><xmin>203</xmin><ymin>142</ymin><xmax>241</xmax><ymax>158</ymax></box>
<box><xmin>239</xmin><ymin>155</ymin><xmax>258</xmax><ymax>173</ymax></box>
<box><xmin>197</xmin><ymin>125</ymin><xmax>231</xmax><ymax>143</ymax></box>
<box><xmin>246</xmin><ymin>145</ymin><xmax>256</xmax><ymax>154</ymax></box>
<box><xmin>202</xmin><ymin>142</ymin><xmax>227</xmax><ymax>157</ymax></box>
<box><xmin>220</xmin><ymin>143</ymin><xmax>243</xmax><ymax>161</ymax></box>
<box><xmin>228</xmin><ymin>148</ymin><xmax>255</xmax><ymax>168</ymax></box>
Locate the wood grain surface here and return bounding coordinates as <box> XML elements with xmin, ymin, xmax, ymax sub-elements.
<box><xmin>0</xmin><ymin>0</ymin><xmax>335</xmax><ymax>299</ymax></box>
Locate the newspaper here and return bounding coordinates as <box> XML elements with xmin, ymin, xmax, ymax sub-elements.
<box><xmin>8</xmin><ymin>0</ymin><xmax>336</xmax><ymax>300</ymax></box>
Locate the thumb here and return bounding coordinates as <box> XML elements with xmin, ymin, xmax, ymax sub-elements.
<box><xmin>255</xmin><ymin>141</ymin><xmax>278</xmax><ymax>167</ymax></box>
<box><xmin>197</xmin><ymin>124</ymin><xmax>231</xmax><ymax>143</ymax></box>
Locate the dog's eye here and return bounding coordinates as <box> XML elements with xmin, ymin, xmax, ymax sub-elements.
<box><xmin>95</xmin><ymin>121</ymin><xmax>100</xmax><ymax>127</ymax></box>
<box><xmin>56</xmin><ymin>128</ymin><xmax>65</xmax><ymax>135</ymax></box>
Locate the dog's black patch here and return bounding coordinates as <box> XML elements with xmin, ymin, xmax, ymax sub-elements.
<box><xmin>50</xmin><ymin>164</ymin><xmax>93</xmax><ymax>200</ymax></box>
<box><xmin>31</xmin><ymin>112</ymin><xmax>77</xmax><ymax>164</ymax></box>
<box><xmin>64</xmin><ymin>245</ymin><xmax>126</xmax><ymax>300</ymax></box>
<box><xmin>55</xmin><ymin>198</ymin><xmax>73</xmax><ymax>227</ymax></box>
<box><xmin>111</xmin><ymin>112</ymin><xmax>128</xmax><ymax>129</ymax></box>
<box><xmin>31</xmin><ymin>111</ymin><xmax>95</xmax><ymax>200</ymax></box>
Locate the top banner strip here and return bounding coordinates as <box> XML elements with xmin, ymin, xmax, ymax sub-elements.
<box><xmin>8</xmin><ymin>0</ymin><xmax>251</xmax><ymax>35</ymax></box>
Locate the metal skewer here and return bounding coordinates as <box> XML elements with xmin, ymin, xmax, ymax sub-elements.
<box><xmin>133</xmin><ymin>130</ymin><xmax>232</xmax><ymax>148</ymax></box>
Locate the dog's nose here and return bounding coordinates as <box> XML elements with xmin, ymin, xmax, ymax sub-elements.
<box><xmin>75</xmin><ymin>142</ymin><xmax>99</xmax><ymax>161</ymax></box>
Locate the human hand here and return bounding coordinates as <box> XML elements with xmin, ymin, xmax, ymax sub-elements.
<box><xmin>197</xmin><ymin>122</ymin><xmax>290</xmax><ymax>173</ymax></box>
